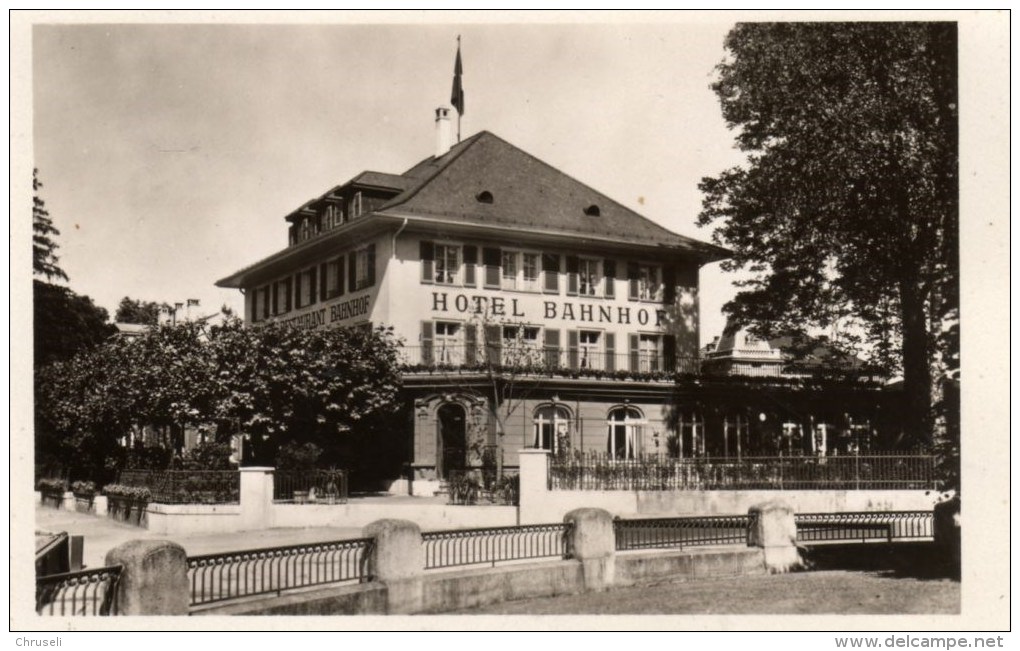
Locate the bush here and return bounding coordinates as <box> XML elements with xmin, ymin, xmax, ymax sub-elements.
<box><xmin>36</xmin><ymin>477</ymin><xmax>66</xmax><ymax>493</ymax></box>
<box><xmin>447</xmin><ymin>472</ymin><xmax>481</xmax><ymax>505</ymax></box>
<box><xmin>182</xmin><ymin>441</ymin><xmax>234</xmax><ymax>471</ymax></box>
<box><xmin>71</xmin><ymin>480</ymin><xmax>96</xmax><ymax>498</ymax></box>
<box><xmin>276</xmin><ymin>441</ymin><xmax>322</xmax><ymax>471</ymax></box>
<box><xmin>102</xmin><ymin>484</ymin><xmax>151</xmax><ymax>502</ymax></box>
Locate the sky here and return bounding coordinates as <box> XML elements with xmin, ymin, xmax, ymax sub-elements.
<box><xmin>32</xmin><ymin>19</ymin><xmax>750</xmax><ymax>342</ymax></box>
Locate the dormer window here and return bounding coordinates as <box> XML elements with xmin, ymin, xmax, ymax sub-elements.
<box><xmin>584</xmin><ymin>204</ymin><xmax>601</xmax><ymax>217</ymax></box>
<box><xmin>476</xmin><ymin>191</ymin><xmax>494</xmax><ymax>204</ymax></box>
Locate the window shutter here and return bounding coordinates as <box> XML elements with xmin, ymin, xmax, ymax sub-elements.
<box><xmin>483</xmin><ymin>247</ymin><xmax>501</xmax><ymax>288</ymax></box>
<box><xmin>663</xmin><ymin>265</ymin><xmax>677</xmax><ymax>304</ymax></box>
<box><xmin>544</xmin><ymin>328</ymin><xmax>561</xmax><ymax>368</ymax></box>
<box><xmin>566</xmin><ymin>256</ymin><xmax>579</xmax><ymax>296</ymax></box>
<box><xmin>285</xmin><ymin>277</ymin><xmax>293</xmax><ymax>312</ymax></box>
<box><xmin>604</xmin><ymin>259</ymin><xmax>616</xmax><ymax>299</ymax></box>
<box><xmin>663</xmin><ymin>335</ymin><xmax>677</xmax><ymax>373</ymax></box>
<box><xmin>421</xmin><ymin>321</ymin><xmax>434</xmax><ymax>365</ymax></box>
<box><xmin>629</xmin><ymin>334</ymin><xmax>640</xmax><ymax>372</ymax></box>
<box><xmin>605</xmin><ymin>332</ymin><xmax>616</xmax><ymax>372</ymax></box>
<box><xmin>319</xmin><ymin>263</ymin><xmax>328</xmax><ymax>299</ymax></box>
<box><xmin>309</xmin><ymin>267</ymin><xmax>318</xmax><ymax>304</ymax></box>
<box><xmin>543</xmin><ymin>254</ymin><xmax>560</xmax><ymax>293</ymax></box>
<box><xmin>464</xmin><ymin>323</ymin><xmax>478</xmax><ymax>365</ymax></box>
<box><xmin>627</xmin><ymin>262</ymin><xmax>640</xmax><ymax>301</ymax></box>
<box><xmin>348</xmin><ymin>254</ymin><xmax>357</xmax><ymax>293</ymax></box>
<box><xmin>567</xmin><ymin>330</ymin><xmax>579</xmax><ymax>370</ymax></box>
<box><xmin>484</xmin><ymin>324</ymin><xmax>502</xmax><ymax>365</ymax></box>
<box><xmin>420</xmin><ymin>241</ymin><xmax>434</xmax><ymax>284</ymax></box>
<box><xmin>337</xmin><ymin>256</ymin><xmax>346</xmax><ymax>296</ymax></box>
<box><xmin>462</xmin><ymin>245</ymin><xmax>477</xmax><ymax>287</ymax></box>
<box><xmin>367</xmin><ymin>244</ymin><xmax>376</xmax><ymax>287</ymax></box>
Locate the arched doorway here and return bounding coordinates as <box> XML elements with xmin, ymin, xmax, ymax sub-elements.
<box><xmin>437</xmin><ymin>403</ymin><xmax>467</xmax><ymax>479</ymax></box>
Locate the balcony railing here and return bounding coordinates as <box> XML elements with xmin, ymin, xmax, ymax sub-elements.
<box><xmin>399</xmin><ymin>345</ymin><xmax>700</xmax><ymax>376</ymax></box>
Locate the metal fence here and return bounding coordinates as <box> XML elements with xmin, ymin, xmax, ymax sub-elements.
<box><xmin>550</xmin><ymin>452</ymin><xmax>937</xmax><ymax>491</ymax></box>
<box><xmin>273</xmin><ymin>469</ymin><xmax>349</xmax><ymax>504</ymax></box>
<box><xmin>614</xmin><ymin>515</ymin><xmax>751</xmax><ymax>551</ymax></box>
<box><xmin>795</xmin><ymin>511</ymin><xmax>934</xmax><ymax>543</ymax></box>
<box><xmin>421</xmin><ymin>523</ymin><xmax>573</xmax><ymax>570</ymax></box>
<box><xmin>186</xmin><ymin>537</ymin><xmax>374</xmax><ymax>607</ymax></box>
<box><xmin>399</xmin><ymin>345</ymin><xmax>701</xmax><ymax>376</ymax></box>
<box><xmin>36</xmin><ymin>565</ymin><xmax>122</xmax><ymax>616</ymax></box>
<box><xmin>117</xmin><ymin>470</ymin><xmax>240</xmax><ymax>504</ymax></box>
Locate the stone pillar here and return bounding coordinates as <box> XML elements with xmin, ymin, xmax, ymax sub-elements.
<box><xmin>93</xmin><ymin>495</ymin><xmax>108</xmax><ymax>517</ymax></box>
<box><xmin>239</xmin><ymin>466</ymin><xmax>275</xmax><ymax>531</ymax></box>
<box><xmin>518</xmin><ymin>448</ymin><xmax>551</xmax><ymax>525</ymax></box>
<box><xmin>35</xmin><ymin>491</ymin><xmax>42</xmax><ymax>505</ymax></box>
<box><xmin>105</xmin><ymin>540</ymin><xmax>189</xmax><ymax>615</ymax></box>
<box><xmin>933</xmin><ymin>496</ymin><xmax>961</xmax><ymax>573</ymax></box>
<box><xmin>60</xmin><ymin>491</ymin><xmax>75</xmax><ymax>511</ymax></box>
<box><xmin>363</xmin><ymin>519</ymin><xmax>424</xmax><ymax>614</ymax></box>
<box><xmin>747</xmin><ymin>501</ymin><xmax>802</xmax><ymax>573</ymax></box>
<box><xmin>564</xmin><ymin>508</ymin><xmax>616</xmax><ymax>591</ymax></box>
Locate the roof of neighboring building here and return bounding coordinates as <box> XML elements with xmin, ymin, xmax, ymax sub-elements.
<box><xmin>113</xmin><ymin>322</ymin><xmax>149</xmax><ymax>337</ymax></box>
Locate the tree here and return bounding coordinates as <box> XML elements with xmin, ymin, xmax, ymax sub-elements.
<box><xmin>115</xmin><ymin>297</ymin><xmax>171</xmax><ymax>325</ymax></box>
<box><xmin>33</xmin><ymin>280</ymin><xmax>116</xmax><ymax>366</ymax></box>
<box><xmin>698</xmin><ymin>23</ymin><xmax>958</xmax><ymax>462</ymax></box>
<box><xmin>33</xmin><ymin>169</ymin><xmax>68</xmax><ymax>282</ymax></box>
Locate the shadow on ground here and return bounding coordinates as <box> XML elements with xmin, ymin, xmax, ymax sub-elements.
<box><xmin>802</xmin><ymin>542</ymin><xmax>960</xmax><ymax>581</ymax></box>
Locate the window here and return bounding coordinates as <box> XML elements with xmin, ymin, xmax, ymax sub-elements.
<box><xmin>434</xmin><ymin>321</ymin><xmax>463</xmax><ymax>364</ymax></box>
<box><xmin>579</xmin><ymin>330</ymin><xmax>602</xmax><ymax>370</ymax></box>
<box><xmin>350</xmin><ymin>192</ymin><xmax>363</xmax><ymax>218</ymax></box>
<box><xmin>274</xmin><ymin>279</ymin><xmax>291</xmax><ymax>314</ymax></box>
<box><xmin>435</xmin><ymin>244</ymin><xmax>459</xmax><ymax>285</ymax></box>
<box><xmin>637</xmin><ymin>265</ymin><xmax>662</xmax><ymax>301</ymax></box>
<box><xmin>500</xmin><ymin>250</ymin><xmax>542</xmax><ymax>292</ymax></box>
<box><xmin>607</xmin><ymin>407</ymin><xmax>643</xmax><ymax>459</ymax></box>
<box><xmin>533</xmin><ymin>405</ymin><xmax>572</xmax><ymax>452</ymax></box>
<box><xmin>325</xmin><ymin>258</ymin><xmax>342</xmax><ymax>298</ymax></box>
<box><xmin>522</xmin><ymin>253</ymin><xmax>540</xmax><ymax>291</ymax></box>
<box><xmin>294</xmin><ymin>268</ymin><xmax>316</xmax><ymax>308</ymax></box>
<box><xmin>354</xmin><ymin>246</ymin><xmax>373</xmax><ymax>290</ymax></box>
<box><xmin>501</xmin><ymin>251</ymin><xmax>518</xmax><ymax>289</ymax></box>
<box><xmin>677</xmin><ymin>411</ymin><xmax>705</xmax><ymax>458</ymax></box>
<box><xmin>502</xmin><ymin>325</ymin><xmax>541</xmax><ymax>365</ymax></box>
<box><xmin>324</xmin><ymin>204</ymin><xmax>343</xmax><ymax>229</ymax></box>
<box><xmin>300</xmin><ymin>218</ymin><xmax>311</xmax><ymax>242</ymax></box>
<box><xmin>638</xmin><ymin>334</ymin><xmax>662</xmax><ymax>372</ymax></box>
<box><xmin>724</xmin><ymin>413</ymin><xmax>750</xmax><ymax>458</ymax></box>
<box><xmin>578</xmin><ymin>258</ymin><xmax>600</xmax><ymax>296</ymax></box>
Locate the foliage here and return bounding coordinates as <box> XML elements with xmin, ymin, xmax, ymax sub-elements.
<box><xmin>32</xmin><ymin>169</ymin><xmax>67</xmax><ymax>282</ymax></box>
<box><xmin>71</xmin><ymin>480</ymin><xmax>96</xmax><ymax>497</ymax></box>
<box><xmin>180</xmin><ymin>441</ymin><xmax>234</xmax><ymax>471</ymax></box>
<box><xmin>102</xmin><ymin>484</ymin><xmax>152</xmax><ymax>502</ymax></box>
<box><xmin>698</xmin><ymin>23</ymin><xmax>958</xmax><ymax>456</ymax></box>
<box><xmin>115</xmin><ymin>297</ymin><xmax>172</xmax><ymax>326</ymax></box>
<box><xmin>33</xmin><ymin>280</ymin><xmax>116</xmax><ymax>367</ymax></box>
<box><xmin>446</xmin><ymin>471</ymin><xmax>481</xmax><ymax>505</ymax></box>
<box><xmin>36</xmin><ymin>477</ymin><xmax>66</xmax><ymax>493</ymax></box>
<box><xmin>275</xmin><ymin>441</ymin><xmax>323</xmax><ymax>471</ymax></box>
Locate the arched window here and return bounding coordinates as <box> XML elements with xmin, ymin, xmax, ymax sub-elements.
<box><xmin>607</xmin><ymin>406</ymin><xmax>644</xmax><ymax>459</ymax></box>
<box><xmin>533</xmin><ymin>405</ymin><xmax>571</xmax><ymax>452</ymax></box>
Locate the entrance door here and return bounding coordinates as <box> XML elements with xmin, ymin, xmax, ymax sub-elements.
<box><xmin>437</xmin><ymin>403</ymin><xmax>467</xmax><ymax>479</ymax></box>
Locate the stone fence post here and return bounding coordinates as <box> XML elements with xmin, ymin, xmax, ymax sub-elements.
<box><xmin>363</xmin><ymin>519</ymin><xmax>424</xmax><ymax>614</ymax></box>
<box><xmin>564</xmin><ymin>508</ymin><xmax>616</xmax><ymax>591</ymax></box>
<box><xmin>518</xmin><ymin>449</ymin><xmax>551</xmax><ymax>524</ymax></box>
<box><xmin>747</xmin><ymin>501</ymin><xmax>802</xmax><ymax>573</ymax></box>
<box><xmin>105</xmin><ymin>540</ymin><xmax>189</xmax><ymax>615</ymax></box>
<box><xmin>60</xmin><ymin>491</ymin><xmax>75</xmax><ymax>511</ymax></box>
<box><xmin>239</xmin><ymin>466</ymin><xmax>275</xmax><ymax>530</ymax></box>
<box><xmin>93</xmin><ymin>495</ymin><xmax>109</xmax><ymax>517</ymax></box>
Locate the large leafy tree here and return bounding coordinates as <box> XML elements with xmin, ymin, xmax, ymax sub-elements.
<box><xmin>115</xmin><ymin>297</ymin><xmax>171</xmax><ymax>325</ymax></box>
<box><xmin>698</xmin><ymin>23</ymin><xmax>958</xmax><ymax>454</ymax></box>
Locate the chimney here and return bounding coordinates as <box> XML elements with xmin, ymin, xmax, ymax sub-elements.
<box><xmin>158</xmin><ymin>305</ymin><xmax>173</xmax><ymax>326</ymax></box>
<box><xmin>435</xmin><ymin>106</ymin><xmax>452</xmax><ymax>157</ymax></box>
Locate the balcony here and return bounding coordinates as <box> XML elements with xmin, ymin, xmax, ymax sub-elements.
<box><xmin>398</xmin><ymin>344</ymin><xmax>701</xmax><ymax>378</ymax></box>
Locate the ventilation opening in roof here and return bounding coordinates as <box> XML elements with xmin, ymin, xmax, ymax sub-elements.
<box><xmin>476</xmin><ymin>191</ymin><xmax>494</xmax><ymax>204</ymax></box>
<box><xmin>584</xmin><ymin>204</ymin><xmax>601</xmax><ymax>216</ymax></box>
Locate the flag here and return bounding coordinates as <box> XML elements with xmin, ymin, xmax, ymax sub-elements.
<box><xmin>450</xmin><ymin>43</ymin><xmax>464</xmax><ymax>116</ymax></box>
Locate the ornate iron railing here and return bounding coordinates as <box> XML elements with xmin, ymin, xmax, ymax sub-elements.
<box><xmin>118</xmin><ymin>470</ymin><xmax>240</xmax><ymax>504</ymax></box>
<box><xmin>421</xmin><ymin>523</ymin><xmax>573</xmax><ymax>570</ymax></box>
<box><xmin>550</xmin><ymin>452</ymin><xmax>937</xmax><ymax>491</ymax></box>
<box><xmin>36</xmin><ymin>565</ymin><xmax>122</xmax><ymax>616</ymax></box>
<box><xmin>399</xmin><ymin>345</ymin><xmax>701</xmax><ymax>377</ymax></box>
<box><xmin>795</xmin><ymin>511</ymin><xmax>934</xmax><ymax>543</ymax></box>
<box><xmin>187</xmin><ymin>537</ymin><xmax>374</xmax><ymax>607</ymax></box>
<box><xmin>614</xmin><ymin>515</ymin><xmax>750</xmax><ymax>551</ymax></box>
<box><xmin>273</xmin><ymin>469</ymin><xmax>348</xmax><ymax>504</ymax></box>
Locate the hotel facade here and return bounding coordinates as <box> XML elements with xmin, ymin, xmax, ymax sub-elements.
<box><xmin>218</xmin><ymin>110</ymin><xmax>902</xmax><ymax>494</ymax></box>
